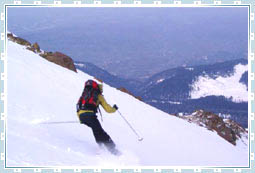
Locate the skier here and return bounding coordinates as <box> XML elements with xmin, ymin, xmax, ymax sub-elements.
<box><xmin>76</xmin><ymin>79</ymin><xmax>119</xmax><ymax>155</ymax></box>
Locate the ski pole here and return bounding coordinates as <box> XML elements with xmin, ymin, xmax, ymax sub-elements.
<box><xmin>117</xmin><ymin>110</ymin><xmax>143</xmax><ymax>141</ymax></box>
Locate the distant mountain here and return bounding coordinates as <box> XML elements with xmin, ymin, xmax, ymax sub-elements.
<box><xmin>139</xmin><ymin>58</ymin><xmax>248</xmax><ymax>101</ymax></box>
<box><xmin>75</xmin><ymin>59</ymin><xmax>248</xmax><ymax>128</ymax></box>
<box><xmin>138</xmin><ymin>59</ymin><xmax>248</xmax><ymax>127</ymax></box>
<box><xmin>240</xmin><ymin>71</ymin><xmax>248</xmax><ymax>89</ymax></box>
<box><xmin>74</xmin><ymin>61</ymin><xmax>141</xmax><ymax>94</ymax></box>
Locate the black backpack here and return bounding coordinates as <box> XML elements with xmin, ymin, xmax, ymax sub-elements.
<box><xmin>77</xmin><ymin>80</ymin><xmax>101</xmax><ymax>113</ymax></box>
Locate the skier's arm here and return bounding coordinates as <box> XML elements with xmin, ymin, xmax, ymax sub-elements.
<box><xmin>98</xmin><ymin>95</ymin><xmax>116</xmax><ymax>113</ymax></box>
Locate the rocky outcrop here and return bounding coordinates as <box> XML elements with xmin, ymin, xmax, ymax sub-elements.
<box><xmin>7</xmin><ymin>33</ymin><xmax>31</xmax><ymax>46</ymax></box>
<box><xmin>118</xmin><ymin>87</ymin><xmax>142</xmax><ymax>101</ymax></box>
<box><xmin>8</xmin><ymin>32</ymin><xmax>77</xmax><ymax>73</ymax></box>
<box><xmin>224</xmin><ymin>119</ymin><xmax>248</xmax><ymax>140</ymax></box>
<box><xmin>32</xmin><ymin>42</ymin><xmax>41</xmax><ymax>53</ymax></box>
<box><xmin>178</xmin><ymin>110</ymin><xmax>248</xmax><ymax>145</ymax></box>
<box><xmin>40</xmin><ymin>51</ymin><xmax>77</xmax><ymax>72</ymax></box>
<box><xmin>26</xmin><ymin>42</ymin><xmax>41</xmax><ymax>53</ymax></box>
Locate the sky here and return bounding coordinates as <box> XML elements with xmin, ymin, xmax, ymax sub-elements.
<box><xmin>7</xmin><ymin>7</ymin><xmax>248</xmax><ymax>79</ymax></box>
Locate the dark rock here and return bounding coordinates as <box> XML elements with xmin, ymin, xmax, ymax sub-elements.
<box><xmin>26</xmin><ymin>47</ymin><xmax>36</xmax><ymax>53</ymax></box>
<box><xmin>7</xmin><ymin>33</ymin><xmax>14</xmax><ymax>40</ymax></box>
<box><xmin>40</xmin><ymin>51</ymin><xmax>77</xmax><ymax>72</ymax></box>
<box><xmin>224</xmin><ymin>119</ymin><xmax>247</xmax><ymax>139</ymax></box>
<box><xmin>39</xmin><ymin>52</ymin><xmax>53</xmax><ymax>58</ymax></box>
<box><xmin>7</xmin><ymin>33</ymin><xmax>31</xmax><ymax>46</ymax></box>
<box><xmin>118</xmin><ymin>87</ymin><xmax>142</xmax><ymax>101</ymax></box>
<box><xmin>8</xmin><ymin>32</ymin><xmax>77</xmax><ymax>73</ymax></box>
<box><xmin>179</xmin><ymin>110</ymin><xmax>247</xmax><ymax>145</ymax></box>
<box><xmin>32</xmin><ymin>42</ymin><xmax>41</xmax><ymax>53</ymax></box>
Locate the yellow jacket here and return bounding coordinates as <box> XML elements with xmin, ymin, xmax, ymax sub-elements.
<box><xmin>77</xmin><ymin>94</ymin><xmax>116</xmax><ymax>116</ymax></box>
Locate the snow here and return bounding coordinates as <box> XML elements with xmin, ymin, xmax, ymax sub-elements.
<box><xmin>156</xmin><ymin>78</ymin><xmax>165</xmax><ymax>83</ymax></box>
<box><xmin>185</xmin><ymin>67</ymin><xmax>194</xmax><ymax>71</ymax></box>
<box><xmin>150</xmin><ymin>100</ymin><xmax>181</xmax><ymax>104</ymax></box>
<box><xmin>7</xmin><ymin>40</ymin><xmax>248</xmax><ymax>167</ymax></box>
<box><xmin>190</xmin><ymin>64</ymin><xmax>248</xmax><ymax>103</ymax></box>
<box><xmin>74</xmin><ymin>63</ymin><xmax>85</xmax><ymax>68</ymax></box>
<box><xmin>219</xmin><ymin>113</ymin><xmax>231</xmax><ymax>119</ymax></box>
<box><xmin>168</xmin><ymin>101</ymin><xmax>181</xmax><ymax>104</ymax></box>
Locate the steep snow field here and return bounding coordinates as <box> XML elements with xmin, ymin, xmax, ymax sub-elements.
<box><xmin>7</xmin><ymin>40</ymin><xmax>248</xmax><ymax>167</ymax></box>
<box><xmin>190</xmin><ymin>64</ymin><xmax>248</xmax><ymax>103</ymax></box>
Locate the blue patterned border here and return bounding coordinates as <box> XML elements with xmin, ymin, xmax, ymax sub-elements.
<box><xmin>0</xmin><ymin>0</ymin><xmax>254</xmax><ymax>172</ymax></box>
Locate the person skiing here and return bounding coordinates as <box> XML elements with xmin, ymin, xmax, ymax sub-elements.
<box><xmin>76</xmin><ymin>79</ymin><xmax>119</xmax><ymax>154</ymax></box>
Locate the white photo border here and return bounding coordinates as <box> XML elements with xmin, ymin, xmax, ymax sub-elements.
<box><xmin>0</xmin><ymin>0</ymin><xmax>254</xmax><ymax>172</ymax></box>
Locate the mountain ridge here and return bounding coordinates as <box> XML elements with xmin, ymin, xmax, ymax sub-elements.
<box><xmin>75</xmin><ymin>61</ymin><xmax>141</xmax><ymax>94</ymax></box>
<box><xmin>74</xmin><ymin>57</ymin><xmax>248</xmax><ymax>128</ymax></box>
<box><xmin>139</xmin><ymin>58</ymin><xmax>248</xmax><ymax>101</ymax></box>
<box><xmin>139</xmin><ymin>58</ymin><xmax>248</xmax><ymax>128</ymax></box>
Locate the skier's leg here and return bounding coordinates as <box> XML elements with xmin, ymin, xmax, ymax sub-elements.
<box><xmin>89</xmin><ymin>119</ymin><xmax>121</xmax><ymax>155</ymax></box>
<box><xmin>80</xmin><ymin>115</ymin><xmax>119</xmax><ymax>154</ymax></box>
<box><xmin>89</xmin><ymin>117</ymin><xmax>116</xmax><ymax>148</ymax></box>
<box><xmin>79</xmin><ymin>115</ymin><xmax>107</xmax><ymax>143</ymax></box>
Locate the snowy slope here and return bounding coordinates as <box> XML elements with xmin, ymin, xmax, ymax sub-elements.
<box><xmin>190</xmin><ymin>64</ymin><xmax>248</xmax><ymax>103</ymax></box>
<box><xmin>7</xmin><ymin>40</ymin><xmax>248</xmax><ymax>167</ymax></box>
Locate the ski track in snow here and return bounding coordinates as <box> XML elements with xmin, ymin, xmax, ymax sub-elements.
<box><xmin>7</xmin><ymin>40</ymin><xmax>248</xmax><ymax>167</ymax></box>
<box><xmin>190</xmin><ymin>64</ymin><xmax>248</xmax><ymax>103</ymax></box>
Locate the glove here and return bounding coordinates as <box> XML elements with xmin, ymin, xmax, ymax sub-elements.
<box><xmin>113</xmin><ymin>104</ymin><xmax>118</xmax><ymax>110</ymax></box>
